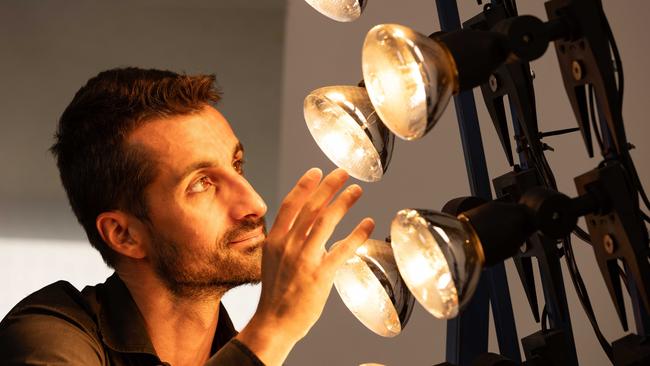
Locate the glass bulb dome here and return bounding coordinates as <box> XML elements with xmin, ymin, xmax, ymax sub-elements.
<box><xmin>362</xmin><ymin>24</ymin><xmax>458</xmax><ymax>140</ymax></box>
<box><xmin>304</xmin><ymin>86</ymin><xmax>394</xmax><ymax>182</ymax></box>
<box><xmin>390</xmin><ymin>209</ymin><xmax>484</xmax><ymax>319</ymax></box>
<box><xmin>334</xmin><ymin>239</ymin><xmax>414</xmax><ymax>337</ymax></box>
<box><xmin>304</xmin><ymin>0</ymin><xmax>367</xmax><ymax>22</ymax></box>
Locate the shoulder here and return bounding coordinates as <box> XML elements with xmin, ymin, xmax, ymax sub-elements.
<box><xmin>0</xmin><ymin>281</ymin><xmax>105</xmax><ymax>365</ymax></box>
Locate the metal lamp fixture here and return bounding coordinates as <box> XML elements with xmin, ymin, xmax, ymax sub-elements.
<box><xmin>304</xmin><ymin>0</ymin><xmax>368</xmax><ymax>22</ymax></box>
<box><xmin>390</xmin><ymin>209</ymin><xmax>483</xmax><ymax>319</ymax></box>
<box><xmin>390</xmin><ymin>188</ymin><xmax>589</xmax><ymax>319</ymax></box>
<box><xmin>304</xmin><ymin>23</ymin><xmax>518</xmax><ymax>178</ymax></box>
<box><xmin>361</xmin><ymin>24</ymin><xmax>459</xmax><ymax>140</ymax></box>
<box><xmin>303</xmin><ymin>86</ymin><xmax>394</xmax><ymax>182</ymax></box>
<box><xmin>362</xmin><ymin>19</ymin><xmax>550</xmax><ymax>141</ymax></box>
<box><xmin>333</xmin><ymin>239</ymin><xmax>415</xmax><ymax>337</ymax></box>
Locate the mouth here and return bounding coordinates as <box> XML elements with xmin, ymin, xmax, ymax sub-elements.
<box><xmin>228</xmin><ymin>226</ymin><xmax>265</xmax><ymax>246</ymax></box>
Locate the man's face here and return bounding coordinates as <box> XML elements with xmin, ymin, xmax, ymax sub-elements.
<box><xmin>128</xmin><ymin>105</ymin><xmax>268</xmax><ymax>298</ymax></box>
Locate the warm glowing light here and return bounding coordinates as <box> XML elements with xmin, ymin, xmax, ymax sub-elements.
<box><xmin>390</xmin><ymin>209</ymin><xmax>483</xmax><ymax>319</ymax></box>
<box><xmin>356</xmin><ymin>245</ymin><xmax>369</xmax><ymax>256</ymax></box>
<box><xmin>402</xmin><ymin>255</ymin><xmax>434</xmax><ymax>287</ymax></box>
<box><xmin>333</xmin><ymin>239</ymin><xmax>414</xmax><ymax>337</ymax></box>
<box><xmin>304</xmin><ymin>0</ymin><xmax>366</xmax><ymax>22</ymax></box>
<box><xmin>335</xmin><ymin>252</ymin><xmax>402</xmax><ymax>337</ymax></box>
<box><xmin>304</xmin><ymin>86</ymin><xmax>393</xmax><ymax>182</ymax></box>
<box><xmin>362</xmin><ymin>24</ymin><xmax>458</xmax><ymax>140</ymax></box>
<box><xmin>320</xmin><ymin>132</ymin><xmax>353</xmax><ymax>162</ymax></box>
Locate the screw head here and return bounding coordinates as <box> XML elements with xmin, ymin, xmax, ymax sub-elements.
<box><xmin>572</xmin><ymin>60</ymin><xmax>584</xmax><ymax>81</ymax></box>
<box><xmin>603</xmin><ymin>234</ymin><xmax>616</xmax><ymax>255</ymax></box>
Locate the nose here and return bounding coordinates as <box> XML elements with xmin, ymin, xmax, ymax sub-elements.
<box><xmin>229</xmin><ymin>173</ymin><xmax>268</xmax><ymax>221</ymax></box>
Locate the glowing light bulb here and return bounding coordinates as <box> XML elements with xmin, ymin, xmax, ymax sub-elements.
<box><xmin>320</xmin><ymin>132</ymin><xmax>353</xmax><ymax>162</ymax></box>
<box><xmin>390</xmin><ymin>209</ymin><xmax>483</xmax><ymax>319</ymax></box>
<box><xmin>402</xmin><ymin>255</ymin><xmax>433</xmax><ymax>287</ymax></box>
<box><xmin>333</xmin><ymin>239</ymin><xmax>414</xmax><ymax>337</ymax></box>
<box><xmin>362</xmin><ymin>24</ymin><xmax>458</xmax><ymax>140</ymax></box>
<box><xmin>437</xmin><ymin>272</ymin><xmax>452</xmax><ymax>290</ymax></box>
<box><xmin>304</xmin><ymin>86</ymin><xmax>394</xmax><ymax>182</ymax></box>
<box><xmin>304</xmin><ymin>0</ymin><xmax>367</xmax><ymax>22</ymax></box>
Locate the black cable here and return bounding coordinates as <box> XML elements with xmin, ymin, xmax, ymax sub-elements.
<box><xmin>573</xmin><ymin>226</ymin><xmax>592</xmax><ymax>245</ymax></box>
<box><xmin>602</xmin><ymin>8</ymin><xmax>650</xmax><ymax>215</ymax></box>
<box><xmin>506</xmin><ymin>0</ymin><xmax>518</xmax><ymax>16</ymax></box>
<box><xmin>531</xmin><ymin>127</ymin><xmax>614</xmax><ymax>359</ymax></box>
<box><xmin>530</xmin><ymin>112</ymin><xmax>613</xmax><ymax>358</ymax></box>
<box><xmin>625</xmin><ymin>152</ymin><xmax>650</xmax><ymax>214</ymax></box>
<box><xmin>602</xmin><ymin>12</ymin><xmax>623</xmax><ymax>104</ymax></box>
<box><xmin>563</xmin><ymin>235</ymin><xmax>615</xmax><ymax>362</ymax></box>
<box><xmin>588</xmin><ymin>84</ymin><xmax>605</xmax><ymax>155</ymax></box>
<box><xmin>618</xmin><ymin>265</ymin><xmax>630</xmax><ymax>293</ymax></box>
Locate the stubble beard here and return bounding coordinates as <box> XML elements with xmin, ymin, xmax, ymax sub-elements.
<box><xmin>149</xmin><ymin>217</ymin><xmax>266</xmax><ymax>300</ymax></box>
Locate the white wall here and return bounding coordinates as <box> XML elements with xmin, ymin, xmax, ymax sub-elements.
<box><xmin>279</xmin><ymin>1</ymin><xmax>650</xmax><ymax>365</ymax></box>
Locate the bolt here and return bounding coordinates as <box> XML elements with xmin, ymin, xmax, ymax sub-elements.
<box><xmin>572</xmin><ymin>60</ymin><xmax>584</xmax><ymax>81</ymax></box>
<box><xmin>603</xmin><ymin>234</ymin><xmax>616</xmax><ymax>255</ymax></box>
<box><xmin>530</xmin><ymin>69</ymin><xmax>536</xmax><ymax>79</ymax></box>
<box><xmin>489</xmin><ymin>74</ymin><xmax>499</xmax><ymax>92</ymax></box>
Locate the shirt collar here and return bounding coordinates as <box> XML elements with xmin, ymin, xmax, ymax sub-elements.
<box><xmin>93</xmin><ymin>273</ymin><xmax>237</xmax><ymax>357</ymax></box>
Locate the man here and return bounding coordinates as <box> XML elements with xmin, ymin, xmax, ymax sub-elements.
<box><xmin>0</xmin><ymin>68</ymin><xmax>374</xmax><ymax>365</ymax></box>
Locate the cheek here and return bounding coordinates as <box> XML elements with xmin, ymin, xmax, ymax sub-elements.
<box><xmin>156</xmin><ymin>195</ymin><xmax>232</xmax><ymax>246</ymax></box>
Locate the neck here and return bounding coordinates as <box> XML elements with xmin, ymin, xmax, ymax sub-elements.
<box><xmin>118</xmin><ymin>264</ymin><xmax>225</xmax><ymax>366</ymax></box>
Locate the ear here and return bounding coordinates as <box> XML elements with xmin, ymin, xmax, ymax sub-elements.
<box><xmin>96</xmin><ymin>211</ymin><xmax>148</xmax><ymax>260</ymax></box>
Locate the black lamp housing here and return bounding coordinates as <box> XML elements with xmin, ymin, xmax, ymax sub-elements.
<box><xmin>453</xmin><ymin>186</ymin><xmax>595</xmax><ymax>267</ymax></box>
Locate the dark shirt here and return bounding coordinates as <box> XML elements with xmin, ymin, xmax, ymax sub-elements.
<box><xmin>0</xmin><ymin>273</ymin><xmax>265</xmax><ymax>366</ymax></box>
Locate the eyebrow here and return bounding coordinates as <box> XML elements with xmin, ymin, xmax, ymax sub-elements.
<box><xmin>175</xmin><ymin>141</ymin><xmax>244</xmax><ymax>183</ymax></box>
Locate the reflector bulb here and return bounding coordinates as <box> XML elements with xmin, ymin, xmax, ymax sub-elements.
<box><xmin>362</xmin><ymin>24</ymin><xmax>457</xmax><ymax>140</ymax></box>
<box><xmin>304</xmin><ymin>86</ymin><xmax>393</xmax><ymax>182</ymax></box>
<box><xmin>334</xmin><ymin>252</ymin><xmax>402</xmax><ymax>337</ymax></box>
<box><xmin>391</xmin><ymin>209</ymin><xmax>483</xmax><ymax>320</ymax></box>
<box><xmin>304</xmin><ymin>0</ymin><xmax>365</xmax><ymax>22</ymax></box>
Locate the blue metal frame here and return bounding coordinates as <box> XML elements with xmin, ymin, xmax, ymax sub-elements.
<box><xmin>435</xmin><ymin>1</ymin><xmax>520</xmax><ymax>364</ymax></box>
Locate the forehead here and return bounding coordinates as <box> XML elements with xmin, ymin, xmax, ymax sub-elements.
<box><xmin>128</xmin><ymin>106</ymin><xmax>239</xmax><ymax>176</ymax></box>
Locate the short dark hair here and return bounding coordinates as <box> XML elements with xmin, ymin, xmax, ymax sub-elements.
<box><xmin>51</xmin><ymin>67</ymin><xmax>222</xmax><ymax>267</ymax></box>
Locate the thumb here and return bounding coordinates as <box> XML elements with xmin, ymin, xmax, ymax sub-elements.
<box><xmin>325</xmin><ymin>218</ymin><xmax>375</xmax><ymax>272</ymax></box>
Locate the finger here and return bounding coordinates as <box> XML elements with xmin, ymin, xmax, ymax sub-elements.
<box><xmin>324</xmin><ymin>218</ymin><xmax>375</xmax><ymax>271</ymax></box>
<box><xmin>288</xmin><ymin>168</ymin><xmax>349</xmax><ymax>241</ymax></box>
<box><xmin>301</xmin><ymin>183</ymin><xmax>363</xmax><ymax>254</ymax></box>
<box><xmin>269</xmin><ymin>168</ymin><xmax>322</xmax><ymax>236</ymax></box>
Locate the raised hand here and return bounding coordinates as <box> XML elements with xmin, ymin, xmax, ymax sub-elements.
<box><xmin>236</xmin><ymin>168</ymin><xmax>375</xmax><ymax>365</ymax></box>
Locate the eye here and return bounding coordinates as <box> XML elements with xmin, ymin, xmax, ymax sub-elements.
<box><xmin>187</xmin><ymin>176</ymin><xmax>213</xmax><ymax>194</ymax></box>
<box><xmin>233</xmin><ymin>159</ymin><xmax>245</xmax><ymax>175</ymax></box>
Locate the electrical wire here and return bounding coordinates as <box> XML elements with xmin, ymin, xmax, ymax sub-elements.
<box><xmin>563</xmin><ymin>235</ymin><xmax>615</xmax><ymax>362</ymax></box>
<box><xmin>525</xmin><ymin>98</ymin><xmax>616</xmax><ymax>360</ymax></box>
<box><xmin>588</xmin><ymin>84</ymin><xmax>605</xmax><ymax>155</ymax></box>
<box><xmin>602</xmin><ymin>7</ymin><xmax>650</xmax><ymax>218</ymax></box>
<box><xmin>573</xmin><ymin>226</ymin><xmax>592</xmax><ymax>245</ymax></box>
<box><xmin>519</xmin><ymin>41</ymin><xmax>618</xmax><ymax>362</ymax></box>
<box><xmin>534</xmin><ymin>127</ymin><xmax>615</xmax><ymax>359</ymax></box>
